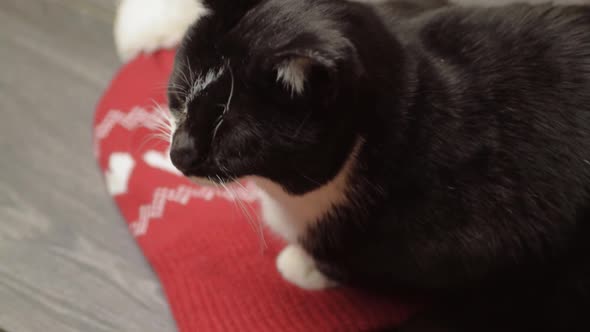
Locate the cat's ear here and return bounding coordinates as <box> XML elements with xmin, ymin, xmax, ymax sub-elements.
<box><xmin>270</xmin><ymin>44</ymin><xmax>363</xmax><ymax>99</ymax></box>
<box><xmin>222</xmin><ymin>0</ymin><xmax>364</xmax><ymax>98</ymax></box>
<box><xmin>273</xmin><ymin>53</ymin><xmax>325</xmax><ymax>97</ymax></box>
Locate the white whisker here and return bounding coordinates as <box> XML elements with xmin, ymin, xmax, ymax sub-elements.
<box><xmin>224</xmin><ymin>63</ymin><xmax>235</xmax><ymax>115</ymax></box>
<box><xmin>232</xmin><ymin>183</ymin><xmax>267</xmax><ymax>250</ymax></box>
<box><xmin>167</xmin><ymin>86</ymin><xmax>189</xmax><ymax>98</ymax></box>
<box><xmin>186</xmin><ymin>56</ymin><xmax>195</xmax><ymax>88</ymax></box>
<box><xmin>149</xmin><ymin>101</ymin><xmax>176</xmax><ymax>144</ymax></box>
<box><xmin>177</xmin><ymin>62</ymin><xmax>192</xmax><ymax>90</ymax></box>
<box><xmin>212</xmin><ymin>116</ymin><xmax>224</xmax><ymax>140</ymax></box>
<box><xmin>216</xmin><ymin>175</ymin><xmax>265</xmax><ymax>247</ymax></box>
<box><xmin>136</xmin><ymin>132</ymin><xmax>171</xmax><ymax>152</ymax></box>
<box><xmin>224</xmin><ymin>174</ymin><xmax>266</xmax><ymax>249</ymax></box>
<box><xmin>210</xmin><ymin>62</ymin><xmax>235</xmax><ymax>141</ymax></box>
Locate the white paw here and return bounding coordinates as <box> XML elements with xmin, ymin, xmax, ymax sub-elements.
<box><xmin>276</xmin><ymin>245</ymin><xmax>337</xmax><ymax>290</ymax></box>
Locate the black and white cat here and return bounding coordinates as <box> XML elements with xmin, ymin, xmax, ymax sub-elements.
<box><xmin>167</xmin><ymin>0</ymin><xmax>590</xmax><ymax>330</ymax></box>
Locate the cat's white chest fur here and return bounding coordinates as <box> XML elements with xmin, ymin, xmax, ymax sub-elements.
<box><xmin>248</xmin><ymin>141</ymin><xmax>361</xmax><ymax>290</ymax></box>
<box><xmin>252</xmin><ymin>173</ymin><xmax>349</xmax><ymax>243</ymax></box>
<box><xmin>250</xmin><ymin>142</ymin><xmax>360</xmax><ymax>243</ymax></box>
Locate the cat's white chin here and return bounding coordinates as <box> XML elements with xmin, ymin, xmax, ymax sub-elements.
<box><xmin>251</xmin><ymin>138</ymin><xmax>363</xmax><ymax>243</ymax></box>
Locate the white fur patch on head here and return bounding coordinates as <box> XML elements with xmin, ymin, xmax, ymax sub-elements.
<box><xmin>276</xmin><ymin>244</ymin><xmax>337</xmax><ymax>290</ymax></box>
<box><xmin>251</xmin><ymin>138</ymin><xmax>363</xmax><ymax>243</ymax></box>
<box><xmin>187</xmin><ymin>67</ymin><xmax>226</xmax><ymax>104</ymax></box>
<box><xmin>276</xmin><ymin>58</ymin><xmax>312</xmax><ymax>96</ymax></box>
<box><xmin>115</xmin><ymin>0</ymin><xmax>209</xmax><ymax>62</ymax></box>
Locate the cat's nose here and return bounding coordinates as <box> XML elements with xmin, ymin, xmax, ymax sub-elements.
<box><xmin>170</xmin><ymin>131</ymin><xmax>197</xmax><ymax>173</ymax></box>
<box><xmin>170</xmin><ymin>147</ymin><xmax>198</xmax><ymax>173</ymax></box>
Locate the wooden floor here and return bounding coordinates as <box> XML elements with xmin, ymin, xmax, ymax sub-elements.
<box><xmin>0</xmin><ymin>1</ymin><xmax>177</xmax><ymax>331</ymax></box>
<box><xmin>1</xmin><ymin>0</ymin><xmax>589</xmax><ymax>332</ymax></box>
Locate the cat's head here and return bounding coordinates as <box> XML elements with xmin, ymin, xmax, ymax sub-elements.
<box><xmin>168</xmin><ymin>0</ymin><xmax>365</xmax><ymax>194</ymax></box>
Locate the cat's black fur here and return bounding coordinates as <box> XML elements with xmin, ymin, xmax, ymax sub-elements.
<box><xmin>168</xmin><ymin>0</ymin><xmax>590</xmax><ymax>331</ymax></box>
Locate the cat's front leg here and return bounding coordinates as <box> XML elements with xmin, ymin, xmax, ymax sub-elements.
<box><xmin>251</xmin><ymin>179</ymin><xmax>340</xmax><ymax>289</ymax></box>
<box><xmin>276</xmin><ymin>244</ymin><xmax>338</xmax><ymax>290</ymax></box>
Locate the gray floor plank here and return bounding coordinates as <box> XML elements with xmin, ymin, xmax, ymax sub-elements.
<box><xmin>0</xmin><ymin>1</ymin><xmax>177</xmax><ymax>331</ymax></box>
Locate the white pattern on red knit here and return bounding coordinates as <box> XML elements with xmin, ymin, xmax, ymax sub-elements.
<box><xmin>94</xmin><ymin>106</ymin><xmax>163</xmax><ymax>157</ymax></box>
<box><xmin>130</xmin><ymin>183</ymin><xmax>259</xmax><ymax>237</ymax></box>
<box><xmin>143</xmin><ymin>150</ymin><xmax>182</xmax><ymax>175</ymax></box>
<box><xmin>105</xmin><ymin>152</ymin><xmax>136</xmax><ymax>196</ymax></box>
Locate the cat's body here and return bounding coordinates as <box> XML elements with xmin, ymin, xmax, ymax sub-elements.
<box><xmin>168</xmin><ymin>0</ymin><xmax>590</xmax><ymax>330</ymax></box>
